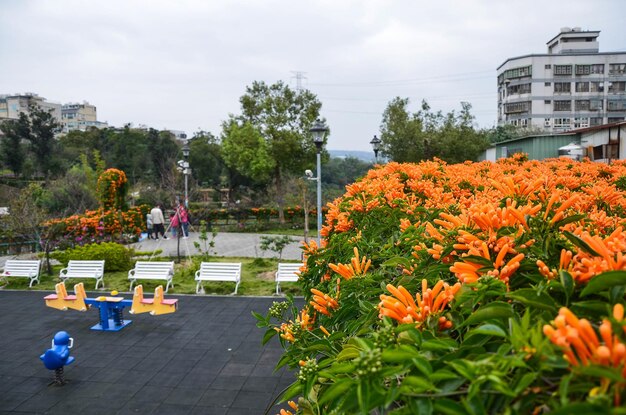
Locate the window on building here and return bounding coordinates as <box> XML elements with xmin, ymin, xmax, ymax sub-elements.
<box><xmin>590</xmin><ymin>99</ymin><xmax>604</xmax><ymax>111</ymax></box>
<box><xmin>575</xmin><ymin>100</ymin><xmax>590</xmax><ymax>111</ymax></box>
<box><xmin>607</xmin><ymin>100</ymin><xmax>626</xmax><ymax>111</ymax></box>
<box><xmin>545</xmin><ymin>64</ymin><xmax>552</xmax><ymax>69</ymax></box>
<box><xmin>503</xmin><ymin>65</ymin><xmax>532</xmax><ymax>81</ymax></box>
<box><xmin>504</xmin><ymin>101</ymin><xmax>531</xmax><ymax>114</ymax></box>
<box><xmin>554</xmin><ymin>82</ymin><xmax>571</xmax><ymax>93</ymax></box>
<box><xmin>590</xmin><ymin>117</ymin><xmax>603</xmax><ymax>126</ymax></box>
<box><xmin>545</xmin><ymin>82</ymin><xmax>551</xmax><ymax>87</ymax></box>
<box><xmin>590</xmin><ymin>82</ymin><xmax>604</xmax><ymax>92</ymax></box>
<box><xmin>575</xmin><ymin>82</ymin><xmax>590</xmax><ymax>92</ymax></box>
<box><xmin>544</xmin><ymin>118</ymin><xmax>551</xmax><ymax>127</ymax></box>
<box><xmin>609</xmin><ymin>64</ymin><xmax>626</xmax><ymax>75</ymax></box>
<box><xmin>573</xmin><ymin>117</ymin><xmax>590</xmax><ymax>128</ymax></box>
<box><xmin>608</xmin><ymin>81</ymin><xmax>626</xmax><ymax>93</ymax></box>
<box><xmin>591</xmin><ymin>64</ymin><xmax>605</xmax><ymax>74</ymax></box>
<box><xmin>507</xmin><ymin>83</ymin><xmax>532</xmax><ymax>95</ymax></box>
<box><xmin>553</xmin><ymin>118</ymin><xmax>571</xmax><ymax>129</ymax></box>
<box><xmin>544</xmin><ymin>100</ymin><xmax>551</xmax><ymax>104</ymax></box>
<box><xmin>608</xmin><ymin>117</ymin><xmax>625</xmax><ymax>123</ymax></box>
<box><xmin>576</xmin><ymin>65</ymin><xmax>591</xmax><ymax>75</ymax></box>
<box><xmin>576</xmin><ymin>64</ymin><xmax>605</xmax><ymax>75</ymax></box>
<box><xmin>554</xmin><ymin>100</ymin><xmax>572</xmax><ymax>111</ymax></box>
<box><xmin>554</xmin><ymin>65</ymin><xmax>573</xmax><ymax>76</ymax></box>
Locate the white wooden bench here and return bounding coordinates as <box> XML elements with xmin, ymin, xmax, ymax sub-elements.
<box><xmin>59</xmin><ymin>260</ymin><xmax>105</xmax><ymax>289</ymax></box>
<box><xmin>1</xmin><ymin>259</ymin><xmax>42</xmax><ymax>287</ymax></box>
<box><xmin>275</xmin><ymin>263</ymin><xmax>301</xmax><ymax>295</ymax></box>
<box><xmin>195</xmin><ymin>262</ymin><xmax>242</xmax><ymax>294</ymax></box>
<box><xmin>128</xmin><ymin>261</ymin><xmax>175</xmax><ymax>292</ymax></box>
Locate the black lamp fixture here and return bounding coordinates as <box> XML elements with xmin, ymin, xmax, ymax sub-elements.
<box><xmin>309</xmin><ymin>119</ymin><xmax>328</xmax><ymax>152</ymax></box>
<box><xmin>182</xmin><ymin>140</ymin><xmax>190</xmax><ymax>160</ymax></box>
<box><xmin>370</xmin><ymin>135</ymin><xmax>381</xmax><ymax>161</ymax></box>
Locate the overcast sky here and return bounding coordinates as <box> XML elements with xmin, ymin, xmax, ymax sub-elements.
<box><xmin>2</xmin><ymin>0</ymin><xmax>625</xmax><ymax>152</ymax></box>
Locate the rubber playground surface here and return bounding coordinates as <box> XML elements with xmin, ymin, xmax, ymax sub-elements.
<box><xmin>0</xmin><ymin>291</ymin><xmax>297</xmax><ymax>414</ymax></box>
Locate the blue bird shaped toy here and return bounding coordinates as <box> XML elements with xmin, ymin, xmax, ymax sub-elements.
<box><xmin>40</xmin><ymin>331</ymin><xmax>74</xmax><ymax>384</ymax></box>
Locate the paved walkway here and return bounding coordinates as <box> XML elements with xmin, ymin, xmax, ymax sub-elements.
<box><xmin>0</xmin><ymin>291</ymin><xmax>301</xmax><ymax>414</ymax></box>
<box><xmin>131</xmin><ymin>232</ymin><xmax>305</xmax><ymax>261</ymax></box>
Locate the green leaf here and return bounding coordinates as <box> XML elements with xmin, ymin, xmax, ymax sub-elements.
<box><xmin>400</xmin><ymin>375</ymin><xmax>437</xmax><ymax>393</ymax></box>
<box><xmin>318</xmin><ymin>379</ymin><xmax>354</xmax><ymax>405</ymax></box>
<box><xmin>554</xmin><ymin>214</ymin><xmax>585</xmax><ymax>228</ymax></box>
<box><xmin>382</xmin><ymin>346</ymin><xmax>420</xmax><ymax>363</ymax></box>
<box><xmin>261</xmin><ymin>328</ymin><xmax>277</xmax><ymax>345</ymax></box>
<box><xmin>251</xmin><ymin>311</ymin><xmax>266</xmax><ymax>321</ymax></box>
<box><xmin>466</xmin><ymin>323</ymin><xmax>507</xmax><ymax>338</ymax></box>
<box><xmin>581</xmin><ymin>271</ymin><xmax>626</xmax><ymax>297</ymax></box>
<box><xmin>559</xmin><ymin>270</ymin><xmax>574</xmax><ymax>304</ymax></box>
<box><xmin>571</xmin><ymin>300</ymin><xmax>609</xmax><ymax>316</ymax></box>
<box><xmin>381</xmin><ymin>256</ymin><xmax>412</xmax><ymax>269</ymax></box>
<box><xmin>461</xmin><ymin>301</ymin><xmax>514</xmax><ymax>327</ymax></box>
<box><xmin>447</xmin><ymin>360</ymin><xmax>476</xmax><ymax>381</ymax></box>
<box><xmin>434</xmin><ymin>399</ymin><xmax>467</xmax><ymax>415</ymax></box>
<box><xmin>357</xmin><ymin>382</ymin><xmax>370</xmax><ymax>414</ymax></box>
<box><xmin>336</xmin><ymin>346</ymin><xmax>360</xmax><ymax>361</ymax></box>
<box><xmin>323</xmin><ymin>362</ymin><xmax>356</xmax><ymax>375</ymax></box>
<box><xmin>563</xmin><ymin>231</ymin><xmax>600</xmax><ymax>256</ymax></box>
<box><xmin>279</xmin><ymin>381</ymin><xmax>302</xmax><ymax>402</ymax></box>
<box><xmin>411</xmin><ymin>355</ymin><xmax>433</xmax><ymax>376</ymax></box>
<box><xmin>513</xmin><ymin>372</ymin><xmax>536</xmax><ymax>395</ymax></box>
<box><xmin>547</xmin><ymin>403</ymin><xmax>606</xmax><ymax>415</ymax></box>
<box><xmin>421</xmin><ymin>338</ymin><xmax>457</xmax><ymax>352</ymax></box>
<box><xmin>507</xmin><ymin>288</ymin><xmax>558</xmax><ymax>312</ymax></box>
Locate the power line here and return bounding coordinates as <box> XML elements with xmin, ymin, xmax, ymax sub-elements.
<box><xmin>309</xmin><ymin>70</ymin><xmax>494</xmax><ymax>88</ymax></box>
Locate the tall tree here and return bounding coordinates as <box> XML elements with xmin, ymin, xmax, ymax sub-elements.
<box><xmin>188</xmin><ymin>130</ymin><xmax>224</xmax><ymax>188</ymax></box>
<box><xmin>26</xmin><ymin>105</ymin><xmax>61</xmax><ymax>179</ymax></box>
<box><xmin>0</xmin><ymin>119</ymin><xmax>26</xmax><ymax>176</ymax></box>
<box><xmin>226</xmin><ymin>80</ymin><xmax>323</xmax><ymax>222</ymax></box>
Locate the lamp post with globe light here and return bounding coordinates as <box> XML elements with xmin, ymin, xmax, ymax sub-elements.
<box><xmin>370</xmin><ymin>135</ymin><xmax>381</xmax><ymax>163</ymax></box>
<box><xmin>309</xmin><ymin>119</ymin><xmax>328</xmax><ymax>245</ymax></box>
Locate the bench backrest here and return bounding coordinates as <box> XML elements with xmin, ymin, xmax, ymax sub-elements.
<box><xmin>67</xmin><ymin>260</ymin><xmax>105</xmax><ymax>274</ymax></box>
<box><xmin>276</xmin><ymin>263</ymin><xmax>301</xmax><ymax>282</ymax></box>
<box><xmin>2</xmin><ymin>259</ymin><xmax>41</xmax><ymax>276</ymax></box>
<box><xmin>133</xmin><ymin>261</ymin><xmax>174</xmax><ymax>275</ymax></box>
<box><xmin>197</xmin><ymin>262</ymin><xmax>241</xmax><ymax>282</ymax></box>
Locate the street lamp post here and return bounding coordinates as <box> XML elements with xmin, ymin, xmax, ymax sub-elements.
<box><xmin>370</xmin><ymin>135</ymin><xmax>381</xmax><ymax>163</ymax></box>
<box><xmin>182</xmin><ymin>141</ymin><xmax>190</xmax><ymax>208</ymax></box>
<box><xmin>309</xmin><ymin>119</ymin><xmax>328</xmax><ymax>246</ymax></box>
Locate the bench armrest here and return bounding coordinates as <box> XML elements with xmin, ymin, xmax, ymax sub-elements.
<box><xmin>128</xmin><ymin>269</ymin><xmax>136</xmax><ymax>278</ymax></box>
<box><xmin>59</xmin><ymin>267</ymin><xmax>68</xmax><ymax>277</ymax></box>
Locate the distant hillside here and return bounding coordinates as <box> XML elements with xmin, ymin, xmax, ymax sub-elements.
<box><xmin>328</xmin><ymin>149</ymin><xmax>375</xmax><ymax>162</ymax></box>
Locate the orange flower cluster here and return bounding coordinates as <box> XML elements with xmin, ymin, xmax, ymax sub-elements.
<box><xmin>278</xmin><ymin>401</ymin><xmax>299</xmax><ymax>415</ymax></box>
<box><xmin>45</xmin><ymin>207</ymin><xmax>145</xmax><ymax>242</ymax></box>
<box><xmin>328</xmin><ymin>247</ymin><xmax>371</xmax><ymax>280</ymax></box>
<box><xmin>310</xmin><ymin>288</ymin><xmax>339</xmax><ymax>316</ymax></box>
<box><xmin>320</xmin><ymin>157</ymin><xmax>626</xmax><ymax>287</ymax></box>
<box><xmin>274</xmin><ymin>308</ymin><xmax>315</xmax><ymax>343</ymax></box>
<box><xmin>536</xmin><ymin>228</ymin><xmax>626</xmax><ymax>283</ymax></box>
<box><xmin>544</xmin><ymin>305</ymin><xmax>626</xmax><ymax>403</ymax></box>
<box><xmin>378</xmin><ymin>280</ymin><xmax>461</xmax><ymax>329</ymax></box>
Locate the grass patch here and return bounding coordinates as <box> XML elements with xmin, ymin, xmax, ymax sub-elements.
<box><xmin>1</xmin><ymin>256</ymin><xmax>303</xmax><ymax>297</ymax></box>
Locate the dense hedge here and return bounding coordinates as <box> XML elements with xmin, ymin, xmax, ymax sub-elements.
<box><xmin>258</xmin><ymin>156</ymin><xmax>626</xmax><ymax>414</ymax></box>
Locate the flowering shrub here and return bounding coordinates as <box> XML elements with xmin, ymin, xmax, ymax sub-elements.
<box><xmin>257</xmin><ymin>156</ymin><xmax>626</xmax><ymax>413</ymax></box>
<box><xmin>45</xmin><ymin>207</ymin><xmax>147</xmax><ymax>248</ymax></box>
<box><xmin>96</xmin><ymin>168</ymin><xmax>128</xmax><ymax>210</ymax></box>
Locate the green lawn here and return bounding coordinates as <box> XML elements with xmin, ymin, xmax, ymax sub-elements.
<box><xmin>1</xmin><ymin>256</ymin><xmax>303</xmax><ymax>297</ymax></box>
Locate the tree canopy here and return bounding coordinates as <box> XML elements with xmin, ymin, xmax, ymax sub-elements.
<box><xmin>379</xmin><ymin>98</ymin><xmax>489</xmax><ymax>164</ymax></box>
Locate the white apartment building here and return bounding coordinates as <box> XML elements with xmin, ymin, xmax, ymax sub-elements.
<box><xmin>497</xmin><ymin>28</ymin><xmax>626</xmax><ymax>132</ymax></box>
<box><xmin>61</xmin><ymin>102</ymin><xmax>108</xmax><ymax>133</ymax></box>
<box><xmin>0</xmin><ymin>93</ymin><xmax>62</xmax><ymax>123</ymax></box>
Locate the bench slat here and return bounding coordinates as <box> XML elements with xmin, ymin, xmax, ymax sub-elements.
<box><xmin>275</xmin><ymin>263</ymin><xmax>301</xmax><ymax>294</ymax></box>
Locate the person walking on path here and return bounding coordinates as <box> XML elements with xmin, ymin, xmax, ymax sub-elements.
<box><xmin>177</xmin><ymin>203</ymin><xmax>190</xmax><ymax>239</ymax></box>
<box><xmin>146</xmin><ymin>213</ymin><xmax>155</xmax><ymax>240</ymax></box>
<box><xmin>150</xmin><ymin>204</ymin><xmax>168</xmax><ymax>240</ymax></box>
